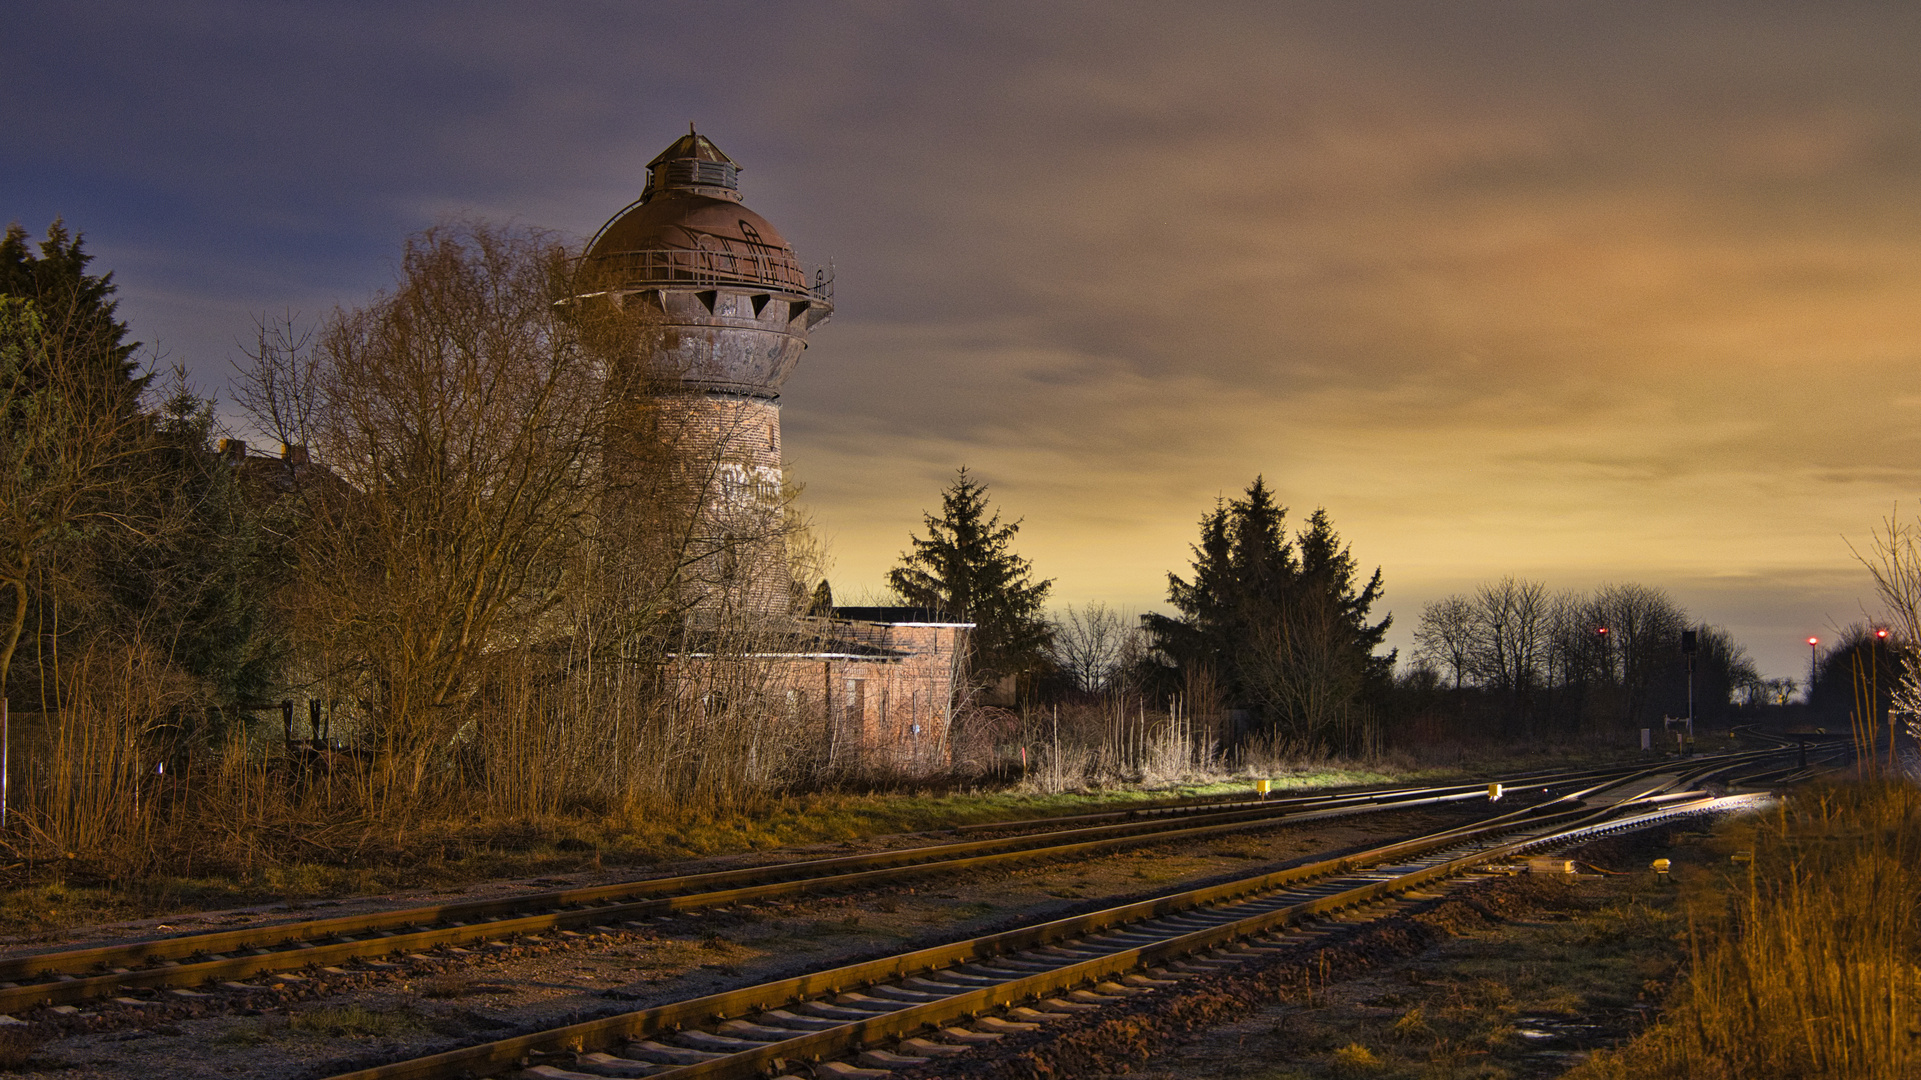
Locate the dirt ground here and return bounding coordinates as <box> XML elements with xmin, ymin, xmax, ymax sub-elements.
<box><xmin>909</xmin><ymin>828</ymin><xmax>1701</xmax><ymax>1080</ymax></box>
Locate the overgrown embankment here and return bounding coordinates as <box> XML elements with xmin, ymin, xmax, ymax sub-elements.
<box><xmin>1572</xmin><ymin>781</ymin><xmax>1921</xmax><ymax>1080</ymax></box>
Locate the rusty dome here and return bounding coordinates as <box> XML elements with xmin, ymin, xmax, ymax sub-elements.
<box><xmin>581</xmin><ymin>128</ymin><xmax>832</xmax><ymax>400</ymax></box>
<box><xmin>584</xmin><ymin>128</ymin><xmax>818</xmax><ymax>296</ymax></box>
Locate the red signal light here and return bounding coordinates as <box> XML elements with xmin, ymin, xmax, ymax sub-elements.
<box><xmin>1807</xmin><ymin>636</ymin><xmax>1819</xmax><ymax>646</ymax></box>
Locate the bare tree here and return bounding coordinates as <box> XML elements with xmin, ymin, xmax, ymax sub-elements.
<box><xmin>1414</xmin><ymin>595</ymin><xmax>1475</xmax><ymax>690</ymax></box>
<box><xmin>1247</xmin><ymin>588</ymin><xmax>1369</xmax><ymax>752</ymax></box>
<box><xmin>1852</xmin><ymin>512</ymin><xmax>1921</xmax><ymax>775</ymax></box>
<box><xmin>1586</xmin><ymin>582</ymin><xmax>1689</xmax><ymax>732</ymax></box>
<box><xmin>1050</xmin><ymin>602</ymin><xmax>1131</xmax><ymax>694</ymax></box>
<box><xmin>240</xmin><ymin>223</ymin><xmax>614</xmax><ymax>803</ymax></box>
<box><xmin>1470</xmin><ymin>577</ymin><xmax>1550</xmax><ymax>733</ymax></box>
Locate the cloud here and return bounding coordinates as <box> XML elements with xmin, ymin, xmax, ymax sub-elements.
<box><xmin>10</xmin><ymin>0</ymin><xmax>1921</xmax><ymax>678</ymax></box>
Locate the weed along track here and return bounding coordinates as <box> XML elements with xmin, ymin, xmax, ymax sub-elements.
<box><xmin>0</xmin><ymin>764</ymin><xmax>1677</xmax><ymax>1022</ymax></box>
<box><xmin>293</xmin><ymin>759</ymin><xmax>1789</xmax><ymax>1080</ymax></box>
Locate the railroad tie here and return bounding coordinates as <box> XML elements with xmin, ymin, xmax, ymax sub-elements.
<box><xmin>858</xmin><ymin>1049</ymin><xmax>930</xmax><ymax>1068</ymax></box>
<box><xmin>835</xmin><ymin>992</ymin><xmax>908</xmax><ymax>1010</ymax></box>
<box><xmin>1168</xmin><ymin>958</ymin><xmax>1236</xmax><ymax>974</ymax></box>
<box><xmin>924</xmin><ymin>968</ymin><xmax>1001</xmax><ymax>984</ymax></box>
<box><xmin>939</xmin><ymin>1026</ymin><xmax>1003</xmax><ymax>1044</ymax></box>
<box><xmin>958</xmin><ymin>963</ymin><xmax>1028</xmax><ymax>977</ymax></box>
<box><xmin>717</xmin><ymin>1019</ymin><xmax>804</xmax><ymax>1041</ymax></box>
<box><xmin>1031</xmin><ymin>940</ymin><xmax>1107</xmax><ymax>953</ymax></box>
<box><xmin>523</xmin><ymin>1066</ymin><xmax>621</xmax><ymax>1080</ymax></box>
<box><xmin>816</xmin><ymin>1063</ymin><xmax>891</xmax><ymax>1079</ymax></box>
<box><xmin>1089</xmin><ymin>932</ymin><xmax>1168</xmax><ymax>946</ymax></box>
<box><xmin>900</xmin><ymin>975</ymin><xmax>977</xmax><ymax>995</ymax></box>
<box><xmin>977</xmin><ymin>956</ymin><xmax>1054</xmax><ymax>971</ymax></box>
<box><xmin>760</xmin><ymin>1008</ymin><xmax>842</xmax><ymax>1029</ymax></box>
<box><xmin>864</xmin><ymin>985</ymin><xmax>942</xmax><ymax>1002</ymax></box>
<box><xmin>1011</xmin><ymin>1005</ymin><xmax>1077</xmax><ymax>1020</ymax></box>
<box><xmin>675</xmin><ymin>1029</ymin><xmax>765</xmax><ymax>1052</ymax></box>
<box><xmin>572</xmin><ymin>1051</ymin><xmax>665</xmax><ymax>1077</ymax></box>
<box><xmin>621</xmin><ymin>1040</ymin><xmax>726</xmax><ymax>1064</ymax></box>
<box><xmin>973</xmin><ymin>1016</ymin><xmax>1041</xmax><ymax>1033</ymax></box>
<box><xmin>799</xmin><ymin>1000</ymin><xmax>890</xmax><ymax>1020</ymax></box>
<box><xmin>899</xmin><ymin>1037</ymin><xmax>971</xmax><ymax>1056</ymax></box>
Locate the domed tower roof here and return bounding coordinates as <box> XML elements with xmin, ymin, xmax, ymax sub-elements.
<box><xmin>584</xmin><ymin>127</ymin><xmax>829</xmax><ymax>300</ymax></box>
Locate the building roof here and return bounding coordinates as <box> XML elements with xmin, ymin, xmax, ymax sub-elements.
<box><xmin>831</xmin><ymin>607</ymin><xmax>975</xmax><ymax>627</ymax></box>
<box><xmin>645</xmin><ymin>130</ymin><xmax>740</xmax><ymax>171</ymax></box>
<box><xmin>670</xmin><ymin>621</ymin><xmax>912</xmax><ymax>661</ymax></box>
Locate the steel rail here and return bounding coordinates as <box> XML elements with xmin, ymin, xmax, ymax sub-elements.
<box><xmin>0</xmin><ymin>759</ymin><xmax>1686</xmax><ymax>990</ymax></box>
<box><xmin>0</xmin><ymin>787</ymin><xmax>1492</xmax><ymax>1014</ymax></box>
<box><xmin>0</xmin><ymin>766</ymin><xmax>1658</xmax><ymax>1013</ymax></box>
<box><xmin>660</xmin><ymin>791</ymin><xmax>1774</xmax><ymax>1080</ymax></box>
<box><xmin>314</xmin><ymin>764</ymin><xmax>1782</xmax><ymax>1080</ymax></box>
<box><xmin>0</xmin><ymin>754</ymin><xmax>1785</xmax><ymax>1018</ymax></box>
<box><xmin>949</xmin><ymin>761</ymin><xmax>1663</xmax><ymax>834</ymax></box>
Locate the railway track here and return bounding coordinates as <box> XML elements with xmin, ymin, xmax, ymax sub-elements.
<box><xmin>310</xmin><ymin>754</ymin><xmax>1790</xmax><ymax>1080</ymax></box>
<box><xmin>0</xmin><ymin>761</ymin><xmax>1682</xmax><ymax>1017</ymax></box>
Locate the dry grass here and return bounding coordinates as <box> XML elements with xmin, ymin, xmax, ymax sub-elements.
<box><xmin>1571</xmin><ymin>781</ymin><xmax>1921</xmax><ymax>1080</ymax></box>
<box><xmin>290</xmin><ymin>1004</ymin><xmax>424</xmax><ymax>1039</ymax></box>
<box><xmin>0</xmin><ymin>650</ymin><xmax>1641</xmax><ymax>938</ymax></box>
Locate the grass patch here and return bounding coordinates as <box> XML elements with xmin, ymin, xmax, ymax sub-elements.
<box><xmin>291</xmin><ymin>1004</ymin><xmax>425</xmax><ymax>1039</ymax></box>
<box><xmin>214</xmin><ymin>1019</ymin><xmax>280</xmax><ymax>1046</ymax></box>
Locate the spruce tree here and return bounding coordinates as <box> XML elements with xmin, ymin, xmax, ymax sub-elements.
<box><xmin>0</xmin><ymin>220</ymin><xmax>146</xmax><ymax>411</ymax></box>
<box><xmin>888</xmin><ymin>468</ymin><xmax>1053</xmax><ymax>683</ymax></box>
<box><xmin>1146</xmin><ymin>477</ymin><xmax>1392</xmax><ymax>747</ymax></box>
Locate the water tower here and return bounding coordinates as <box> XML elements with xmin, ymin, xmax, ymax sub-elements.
<box><xmin>582</xmin><ymin>128</ymin><xmax>833</xmax><ymax>620</ymax></box>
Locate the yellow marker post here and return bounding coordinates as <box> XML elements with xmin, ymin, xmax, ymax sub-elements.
<box><xmin>1255</xmin><ymin>779</ymin><xmax>1272</xmax><ymax>798</ymax></box>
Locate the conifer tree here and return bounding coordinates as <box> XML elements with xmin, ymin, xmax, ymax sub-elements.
<box><xmin>0</xmin><ymin>220</ymin><xmax>145</xmax><ymax>411</ymax></box>
<box><xmin>1146</xmin><ymin>477</ymin><xmax>1391</xmax><ymax>748</ymax></box>
<box><xmin>888</xmin><ymin>468</ymin><xmax>1053</xmax><ymax>683</ymax></box>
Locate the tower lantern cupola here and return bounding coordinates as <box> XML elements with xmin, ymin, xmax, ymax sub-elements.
<box><xmin>645</xmin><ymin>127</ymin><xmax>743</xmax><ymax>201</ymax></box>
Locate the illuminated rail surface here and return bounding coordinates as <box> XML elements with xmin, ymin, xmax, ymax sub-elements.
<box><xmin>295</xmin><ymin>753</ymin><xmax>1804</xmax><ymax>1080</ymax></box>
<box><xmin>0</xmin><ymin>758</ymin><xmax>1769</xmax><ymax>1016</ymax></box>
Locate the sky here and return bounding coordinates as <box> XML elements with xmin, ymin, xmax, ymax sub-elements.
<box><xmin>6</xmin><ymin>1</ymin><xmax>1921</xmax><ymax>681</ymax></box>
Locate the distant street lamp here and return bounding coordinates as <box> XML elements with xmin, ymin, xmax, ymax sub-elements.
<box><xmin>1807</xmin><ymin>636</ymin><xmax>1820</xmax><ymax>703</ymax></box>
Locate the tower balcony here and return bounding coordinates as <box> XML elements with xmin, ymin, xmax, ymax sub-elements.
<box><xmin>581</xmin><ymin>245</ymin><xmax>833</xmax><ymax>304</ymax></box>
